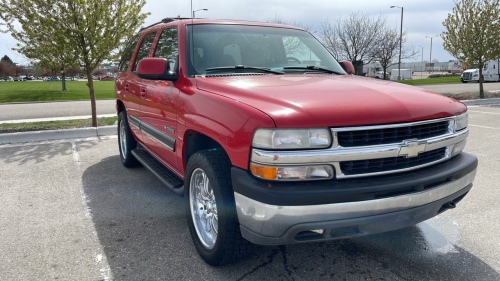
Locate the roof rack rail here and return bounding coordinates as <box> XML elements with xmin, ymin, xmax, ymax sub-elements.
<box><xmin>140</xmin><ymin>17</ymin><xmax>191</xmax><ymax>31</ymax></box>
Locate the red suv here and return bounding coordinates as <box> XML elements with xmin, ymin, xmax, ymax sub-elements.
<box><xmin>115</xmin><ymin>18</ymin><xmax>477</xmax><ymax>265</ymax></box>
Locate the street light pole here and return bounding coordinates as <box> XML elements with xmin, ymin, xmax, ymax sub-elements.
<box><xmin>192</xmin><ymin>8</ymin><xmax>208</xmax><ymax>18</ymax></box>
<box><xmin>425</xmin><ymin>35</ymin><xmax>439</xmax><ymax>74</ymax></box>
<box><xmin>419</xmin><ymin>46</ymin><xmax>423</xmax><ymax>78</ymax></box>
<box><xmin>391</xmin><ymin>5</ymin><xmax>403</xmax><ymax>80</ymax></box>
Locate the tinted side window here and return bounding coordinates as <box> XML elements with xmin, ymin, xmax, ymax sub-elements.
<box><xmin>133</xmin><ymin>31</ymin><xmax>157</xmax><ymax>71</ymax></box>
<box><xmin>154</xmin><ymin>28</ymin><xmax>178</xmax><ymax>71</ymax></box>
<box><xmin>118</xmin><ymin>34</ymin><xmax>140</xmax><ymax>72</ymax></box>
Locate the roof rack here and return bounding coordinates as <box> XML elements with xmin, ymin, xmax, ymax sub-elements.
<box><xmin>140</xmin><ymin>17</ymin><xmax>191</xmax><ymax>31</ymax></box>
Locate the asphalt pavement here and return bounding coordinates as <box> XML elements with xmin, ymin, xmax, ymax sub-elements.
<box><xmin>1</xmin><ymin>104</ymin><xmax>499</xmax><ymax>280</ymax></box>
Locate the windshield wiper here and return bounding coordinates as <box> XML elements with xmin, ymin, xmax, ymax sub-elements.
<box><xmin>206</xmin><ymin>65</ymin><xmax>285</xmax><ymax>74</ymax></box>
<box><xmin>283</xmin><ymin>65</ymin><xmax>344</xmax><ymax>75</ymax></box>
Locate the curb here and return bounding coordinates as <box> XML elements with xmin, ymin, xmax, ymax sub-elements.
<box><xmin>0</xmin><ymin>126</ymin><xmax>117</xmax><ymax>145</ymax></box>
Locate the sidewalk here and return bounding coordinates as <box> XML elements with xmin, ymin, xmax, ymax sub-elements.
<box><xmin>0</xmin><ymin>114</ymin><xmax>117</xmax><ymax>145</ymax></box>
<box><xmin>1</xmin><ymin>99</ymin><xmax>499</xmax><ymax>145</ymax></box>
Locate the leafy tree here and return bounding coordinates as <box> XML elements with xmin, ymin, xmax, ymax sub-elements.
<box><xmin>442</xmin><ymin>0</ymin><xmax>500</xmax><ymax>98</ymax></box>
<box><xmin>320</xmin><ymin>12</ymin><xmax>386</xmax><ymax>75</ymax></box>
<box><xmin>0</xmin><ymin>0</ymin><xmax>148</xmax><ymax>126</ymax></box>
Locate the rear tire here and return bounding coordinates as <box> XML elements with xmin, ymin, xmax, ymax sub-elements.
<box><xmin>185</xmin><ymin>149</ymin><xmax>254</xmax><ymax>266</ymax></box>
<box><xmin>118</xmin><ymin>111</ymin><xmax>140</xmax><ymax>167</ymax></box>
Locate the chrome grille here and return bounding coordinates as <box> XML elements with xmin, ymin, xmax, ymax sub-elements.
<box><xmin>340</xmin><ymin>147</ymin><xmax>446</xmax><ymax>175</ymax></box>
<box><xmin>251</xmin><ymin>116</ymin><xmax>468</xmax><ymax>179</ymax></box>
<box><xmin>337</xmin><ymin>121</ymin><xmax>449</xmax><ymax>147</ymax></box>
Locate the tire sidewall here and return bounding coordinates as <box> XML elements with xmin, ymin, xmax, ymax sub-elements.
<box><xmin>184</xmin><ymin>150</ymin><xmax>236</xmax><ymax>265</ymax></box>
<box><xmin>118</xmin><ymin>111</ymin><xmax>138</xmax><ymax>167</ymax></box>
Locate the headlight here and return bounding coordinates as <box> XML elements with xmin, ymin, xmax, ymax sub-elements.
<box><xmin>252</xmin><ymin>128</ymin><xmax>332</xmax><ymax>149</ymax></box>
<box><xmin>454</xmin><ymin>112</ymin><xmax>468</xmax><ymax>131</ymax></box>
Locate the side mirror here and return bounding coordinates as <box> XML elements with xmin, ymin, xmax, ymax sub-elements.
<box><xmin>339</xmin><ymin>60</ymin><xmax>355</xmax><ymax>75</ymax></box>
<box><xmin>137</xmin><ymin>57</ymin><xmax>178</xmax><ymax>81</ymax></box>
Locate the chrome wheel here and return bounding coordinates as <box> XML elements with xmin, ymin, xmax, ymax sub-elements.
<box><xmin>119</xmin><ymin>119</ymin><xmax>127</xmax><ymax>159</ymax></box>
<box><xmin>190</xmin><ymin>167</ymin><xmax>218</xmax><ymax>249</ymax></box>
<box><xmin>117</xmin><ymin>111</ymin><xmax>139</xmax><ymax>167</ymax></box>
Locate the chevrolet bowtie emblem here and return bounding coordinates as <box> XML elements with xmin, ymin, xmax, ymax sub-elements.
<box><xmin>399</xmin><ymin>139</ymin><xmax>426</xmax><ymax>158</ymax></box>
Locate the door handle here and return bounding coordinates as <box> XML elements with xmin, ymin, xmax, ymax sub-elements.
<box><xmin>124</xmin><ymin>84</ymin><xmax>129</xmax><ymax>92</ymax></box>
<box><xmin>140</xmin><ymin>87</ymin><xmax>147</xmax><ymax>98</ymax></box>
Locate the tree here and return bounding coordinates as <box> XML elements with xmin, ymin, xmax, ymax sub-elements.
<box><xmin>1</xmin><ymin>55</ymin><xmax>13</xmax><ymax>65</ymax></box>
<box><xmin>0</xmin><ymin>0</ymin><xmax>148</xmax><ymax>126</ymax></box>
<box><xmin>442</xmin><ymin>0</ymin><xmax>500</xmax><ymax>98</ymax></box>
<box><xmin>320</xmin><ymin>12</ymin><xmax>386</xmax><ymax>75</ymax></box>
<box><xmin>371</xmin><ymin>27</ymin><xmax>417</xmax><ymax>80</ymax></box>
<box><xmin>0</xmin><ymin>58</ymin><xmax>24</xmax><ymax>77</ymax></box>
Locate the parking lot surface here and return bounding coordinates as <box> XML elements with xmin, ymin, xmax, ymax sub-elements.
<box><xmin>1</xmin><ymin>105</ymin><xmax>499</xmax><ymax>280</ymax></box>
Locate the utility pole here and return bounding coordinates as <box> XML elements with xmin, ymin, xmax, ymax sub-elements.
<box><xmin>419</xmin><ymin>46</ymin><xmax>423</xmax><ymax>78</ymax></box>
<box><xmin>391</xmin><ymin>6</ymin><xmax>403</xmax><ymax>80</ymax></box>
<box><xmin>425</xmin><ymin>35</ymin><xmax>439</xmax><ymax>74</ymax></box>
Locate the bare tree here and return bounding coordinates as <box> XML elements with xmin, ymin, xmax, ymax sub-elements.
<box><xmin>320</xmin><ymin>11</ymin><xmax>386</xmax><ymax>75</ymax></box>
<box><xmin>268</xmin><ymin>15</ymin><xmax>311</xmax><ymax>31</ymax></box>
<box><xmin>442</xmin><ymin>0</ymin><xmax>500</xmax><ymax>98</ymax></box>
<box><xmin>371</xmin><ymin>27</ymin><xmax>417</xmax><ymax>80</ymax></box>
<box><xmin>319</xmin><ymin>21</ymin><xmax>343</xmax><ymax>60</ymax></box>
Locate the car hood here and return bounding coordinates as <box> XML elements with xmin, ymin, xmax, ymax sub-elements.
<box><xmin>195</xmin><ymin>74</ymin><xmax>466</xmax><ymax>128</ymax></box>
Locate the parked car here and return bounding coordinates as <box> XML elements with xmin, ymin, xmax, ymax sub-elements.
<box><xmin>99</xmin><ymin>75</ymin><xmax>114</xmax><ymax>81</ymax></box>
<box><xmin>115</xmin><ymin>18</ymin><xmax>477</xmax><ymax>266</ymax></box>
<box><xmin>3</xmin><ymin>76</ymin><xmax>14</xmax><ymax>81</ymax></box>
<box><xmin>13</xmin><ymin>76</ymin><xmax>26</xmax><ymax>81</ymax></box>
<box><xmin>43</xmin><ymin>77</ymin><xmax>61</xmax><ymax>81</ymax></box>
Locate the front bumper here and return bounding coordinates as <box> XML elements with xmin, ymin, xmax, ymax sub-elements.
<box><xmin>232</xmin><ymin>153</ymin><xmax>477</xmax><ymax>245</ymax></box>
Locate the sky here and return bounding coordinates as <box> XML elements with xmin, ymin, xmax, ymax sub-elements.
<box><xmin>0</xmin><ymin>0</ymin><xmax>457</xmax><ymax>66</ymax></box>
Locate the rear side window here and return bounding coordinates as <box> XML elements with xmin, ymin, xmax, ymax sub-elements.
<box><xmin>118</xmin><ymin>34</ymin><xmax>140</xmax><ymax>72</ymax></box>
<box><xmin>133</xmin><ymin>31</ymin><xmax>157</xmax><ymax>71</ymax></box>
<box><xmin>154</xmin><ymin>28</ymin><xmax>179</xmax><ymax>71</ymax></box>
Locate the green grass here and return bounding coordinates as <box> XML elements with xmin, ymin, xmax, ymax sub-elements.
<box><xmin>0</xmin><ymin>117</ymin><xmax>117</xmax><ymax>133</ymax></box>
<box><xmin>0</xmin><ymin>80</ymin><xmax>115</xmax><ymax>103</ymax></box>
<box><xmin>396</xmin><ymin>76</ymin><xmax>462</xmax><ymax>86</ymax></box>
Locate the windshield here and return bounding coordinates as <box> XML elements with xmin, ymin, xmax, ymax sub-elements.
<box><xmin>186</xmin><ymin>24</ymin><xmax>346</xmax><ymax>76</ymax></box>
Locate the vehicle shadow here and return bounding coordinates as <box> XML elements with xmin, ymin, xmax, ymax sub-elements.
<box><xmin>0</xmin><ymin>140</ymin><xmax>97</xmax><ymax>165</ymax></box>
<box><xmin>82</xmin><ymin>156</ymin><xmax>500</xmax><ymax>281</ymax></box>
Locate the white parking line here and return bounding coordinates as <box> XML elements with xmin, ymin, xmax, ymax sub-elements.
<box><xmin>71</xmin><ymin>140</ymin><xmax>113</xmax><ymax>281</ymax></box>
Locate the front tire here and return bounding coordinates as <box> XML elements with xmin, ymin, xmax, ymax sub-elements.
<box><xmin>118</xmin><ymin>111</ymin><xmax>140</xmax><ymax>167</ymax></box>
<box><xmin>185</xmin><ymin>149</ymin><xmax>254</xmax><ymax>266</ymax></box>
